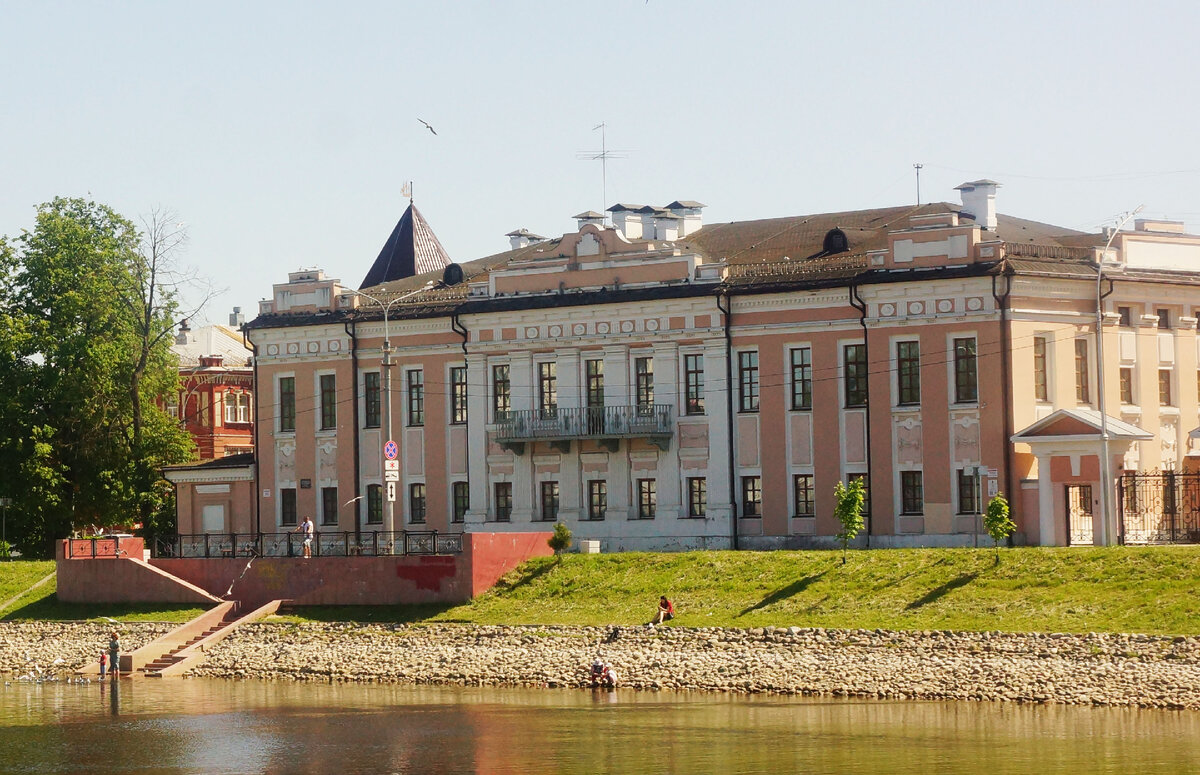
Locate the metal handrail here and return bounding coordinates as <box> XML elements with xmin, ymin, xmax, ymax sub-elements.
<box><xmin>493</xmin><ymin>404</ymin><xmax>673</xmax><ymax>442</ymax></box>
<box><xmin>152</xmin><ymin>531</ymin><xmax>464</xmax><ymax>559</ymax></box>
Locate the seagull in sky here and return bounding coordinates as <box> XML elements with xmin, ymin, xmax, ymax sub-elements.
<box><xmin>418</xmin><ymin>118</ymin><xmax>437</xmax><ymax>136</ymax></box>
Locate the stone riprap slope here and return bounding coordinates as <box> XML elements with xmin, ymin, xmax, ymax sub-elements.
<box><xmin>3</xmin><ymin>622</ymin><xmax>1199</xmax><ymax>710</ymax></box>
<box><xmin>0</xmin><ymin>622</ymin><xmax>174</xmax><ymax>674</ymax></box>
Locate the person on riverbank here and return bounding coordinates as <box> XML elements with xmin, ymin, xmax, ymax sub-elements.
<box><xmin>294</xmin><ymin>516</ymin><xmax>314</xmax><ymax>559</ymax></box>
<box><xmin>107</xmin><ymin>632</ymin><xmax>120</xmax><ymax>679</ymax></box>
<box><xmin>654</xmin><ymin>595</ymin><xmax>674</xmax><ymax>625</ymax></box>
<box><xmin>98</xmin><ymin>651</ymin><xmax>107</xmax><ymax>679</ymax></box>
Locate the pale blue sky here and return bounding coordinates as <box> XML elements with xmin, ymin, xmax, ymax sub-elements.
<box><xmin>3</xmin><ymin>1</ymin><xmax>1199</xmax><ymax>323</ymax></box>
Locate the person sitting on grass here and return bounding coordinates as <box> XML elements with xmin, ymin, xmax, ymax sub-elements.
<box><xmin>652</xmin><ymin>595</ymin><xmax>674</xmax><ymax>625</ymax></box>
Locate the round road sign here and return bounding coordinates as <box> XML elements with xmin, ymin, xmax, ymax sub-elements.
<box><xmin>384</xmin><ymin>440</ymin><xmax>398</xmax><ymax>460</ymax></box>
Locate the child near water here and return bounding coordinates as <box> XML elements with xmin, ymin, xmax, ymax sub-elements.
<box><xmin>98</xmin><ymin>651</ymin><xmax>107</xmax><ymax>679</ymax></box>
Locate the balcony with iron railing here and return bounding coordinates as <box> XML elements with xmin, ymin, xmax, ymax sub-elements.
<box><xmin>493</xmin><ymin>404</ymin><xmax>674</xmax><ymax>453</ymax></box>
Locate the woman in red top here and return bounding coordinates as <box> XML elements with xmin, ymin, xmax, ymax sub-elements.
<box><xmin>655</xmin><ymin>595</ymin><xmax>674</xmax><ymax>624</ymax></box>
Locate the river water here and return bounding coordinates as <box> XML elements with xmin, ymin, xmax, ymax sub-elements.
<box><xmin>1</xmin><ymin>678</ymin><xmax>1197</xmax><ymax>774</ymax></box>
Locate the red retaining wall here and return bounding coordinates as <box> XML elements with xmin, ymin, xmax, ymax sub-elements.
<box><xmin>56</xmin><ymin>532</ymin><xmax>552</xmax><ymax>607</ymax></box>
<box><xmin>55</xmin><ymin>541</ymin><xmax>222</xmax><ymax>606</ymax></box>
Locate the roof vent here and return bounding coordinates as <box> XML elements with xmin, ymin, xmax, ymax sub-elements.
<box><xmin>442</xmin><ymin>263</ymin><xmax>465</xmax><ymax>286</ymax></box>
<box><xmin>822</xmin><ymin>228</ymin><xmax>849</xmax><ymax>254</ymax></box>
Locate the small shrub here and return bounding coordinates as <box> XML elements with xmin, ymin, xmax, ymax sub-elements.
<box><xmin>833</xmin><ymin>479</ymin><xmax>866</xmax><ymax>565</ymax></box>
<box><xmin>547</xmin><ymin>522</ymin><xmax>572</xmax><ymax>555</ymax></box>
<box><xmin>984</xmin><ymin>493</ymin><xmax>1015</xmax><ymax>559</ymax></box>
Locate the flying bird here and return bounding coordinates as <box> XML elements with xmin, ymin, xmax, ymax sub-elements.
<box><xmin>418</xmin><ymin>118</ymin><xmax>437</xmax><ymax>136</ymax></box>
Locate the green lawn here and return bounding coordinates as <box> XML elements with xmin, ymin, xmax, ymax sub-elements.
<box><xmin>6</xmin><ymin>548</ymin><xmax>1199</xmax><ymax>634</ymax></box>
<box><xmin>278</xmin><ymin>546</ymin><xmax>1200</xmax><ymax>635</ymax></box>
<box><xmin>0</xmin><ymin>561</ymin><xmax>204</xmax><ymax>622</ymax></box>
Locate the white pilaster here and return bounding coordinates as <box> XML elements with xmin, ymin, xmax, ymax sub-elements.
<box><xmin>654</xmin><ymin>342</ymin><xmax>681</xmax><ymax>518</ymax></box>
<box><xmin>1035</xmin><ymin>453</ymin><xmax>1056</xmax><ymax>546</ymax></box>
<box><xmin>464</xmin><ymin>352</ymin><xmax>489</xmax><ymax>525</ymax></box>
<box><xmin>704</xmin><ymin>341</ymin><xmax>732</xmax><ymax>523</ymax></box>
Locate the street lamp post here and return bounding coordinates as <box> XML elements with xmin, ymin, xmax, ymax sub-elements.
<box><xmin>342</xmin><ymin>283</ymin><xmax>432</xmax><ymax>544</ymax></box>
<box><xmin>1095</xmin><ymin>206</ymin><xmax>1143</xmax><ymax>546</ymax></box>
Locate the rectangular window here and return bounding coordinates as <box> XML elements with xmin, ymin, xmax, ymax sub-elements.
<box><xmin>687</xmin><ymin>478</ymin><xmax>707</xmax><ymax>518</ymax></box>
<box><xmin>586</xmin><ymin>359</ymin><xmax>605</xmax><ymax>409</ymax></box>
<box><xmin>320</xmin><ymin>374</ymin><xmax>337</xmax><ymax>430</ymax></box>
<box><xmin>1159</xmin><ymin>370</ymin><xmax>1173</xmax><ymax>406</ymax></box>
<box><xmin>1074</xmin><ymin>339</ymin><xmax>1090</xmax><ymax>404</ymax></box>
<box><xmin>452</xmin><ymin>482</ymin><xmax>469</xmax><ymax>523</ymax></box>
<box><xmin>1157</xmin><ymin>308</ymin><xmax>1171</xmax><ymax>330</ymax></box>
<box><xmin>791</xmin><ymin>347</ymin><xmax>812</xmax><ymax>410</ymax></box>
<box><xmin>366</xmin><ymin>484</ymin><xmax>383</xmax><ymax>525</ymax></box>
<box><xmin>741</xmin><ymin>476</ymin><xmax>762</xmax><ymax>518</ymax></box>
<box><xmin>364</xmin><ymin>372</ymin><xmax>381</xmax><ymax>428</ymax></box>
<box><xmin>407</xmin><ymin>369</ymin><xmax>424</xmax><ymax>426</ymax></box>
<box><xmin>685</xmin><ymin>354</ymin><xmax>705</xmax><ymax>415</ymax></box>
<box><xmin>793</xmin><ymin>474</ymin><xmax>815</xmax><ymax>517</ymax></box>
<box><xmin>450</xmin><ymin>366</ymin><xmax>467</xmax><ymax>424</ymax></box>
<box><xmin>224</xmin><ymin>393</ymin><xmax>250</xmax><ymax>424</ymax></box>
<box><xmin>492</xmin><ymin>365</ymin><xmax>511</xmax><ymax>421</ymax></box>
<box><xmin>1120</xmin><ymin>367</ymin><xmax>1134</xmax><ymax>405</ymax></box>
<box><xmin>409</xmin><ymin>483</ymin><xmax>426</xmax><ymax>524</ymax></box>
<box><xmin>1033</xmin><ymin>336</ymin><xmax>1048</xmax><ymax>402</ymax></box>
<box><xmin>321</xmin><ymin>486</ymin><xmax>338</xmax><ymax>526</ymax></box>
<box><xmin>957</xmin><ymin>469</ymin><xmax>980</xmax><ymax>515</ymax></box>
<box><xmin>635</xmin><ymin>356</ymin><xmax>654</xmax><ymax>413</ymax></box>
<box><xmin>588</xmin><ymin>480</ymin><xmax>607</xmax><ymax>521</ymax></box>
<box><xmin>844</xmin><ymin>344</ymin><xmax>868</xmax><ymax>407</ymax></box>
<box><xmin>738</xmin><ymin>351</ymin><xmax>759</xmax><ymax>412</ymax></box>
<box><xmin>848</xmin><ymin>472</ymin><xmax>870</xmax><ymax>515</ymax></box>
<box><xmin>896</xmin><ymin>341</ymin><xmax>920</xmax><ymax>406</ymax></box>
<box><xmin>279</xmin><ymin>377</ymin><xmax>296</xmax><ymax>433</ymax></box>
<box><xmin>280</xmin><ymin>487</ymin><xmax>297</xmax><ymax>526</ymax></box>
<box><xmin>900</xmin><ymin>471</ymin><xmax>923</xmax><ymax>515</ymax></box>
<box><xmin>1117</xmin><ymin>306</ymin><xmax>1132</xmax><ymax>327</ymax></box>
<box><xmin>637</xmin><ymin>479</ymin><xmax>657</xmax><ymax>519</ymax></box>
<box><xmin>540</xmin><ymin>481</ymin><xmax>559</xmax><ymax>522</ymax></box>
<box><xmin>494</xmin><ymin>482</ymin><xmax>512</xmax><ymax>522</ymax></box>
<box><xmin>954</xmin><ymin>338</ymin><xmax>978</xmax><ymax>403</ymax></box>
<box><xmin>539</xmin><ymin>362</ymin><xmax>558</xmax><ymax>416</ymax></box>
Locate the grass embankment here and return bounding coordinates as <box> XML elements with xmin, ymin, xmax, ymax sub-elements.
<box><xmin>0</xmin><ymin>561</ymin><xmax>204</xmax><ymax>622</ymax></box>
<box><xmin>284</xmin><ymin>546</ymin><xmax>1200</xmax><ymax>635</ymax></box>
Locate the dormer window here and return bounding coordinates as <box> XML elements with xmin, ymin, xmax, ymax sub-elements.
<box><xmin>823</xmin><ymin>228</ymin><xmax>849</xmax><ymax>255</ymax></box>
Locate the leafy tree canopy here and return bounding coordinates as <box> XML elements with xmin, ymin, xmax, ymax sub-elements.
<box><xmin>0</xmin><ymin>198</ymin><xmax>195</xmax><ymax>556</ymax></box>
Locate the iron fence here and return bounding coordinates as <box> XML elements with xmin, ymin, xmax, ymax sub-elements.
<box><xmin>494</xmin><ymin>404</ymin><xmax>673</xmax><ymax>442</ymax></box>
<box><xmin>152</xmin><ymin>531</ymin><xmax>464</xmax><ymax>559</ymax></box>
<box><xmin>1118</xmin><ymin>472</ymin><xmax>1200</xmax><ymax>544</ymax></box>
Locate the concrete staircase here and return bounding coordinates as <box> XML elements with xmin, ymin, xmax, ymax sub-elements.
<box><xmin>140</xmin><ymin>608</ymin><xmax>240</xmax><ymax>676</ymax></box>
<box><xmin>140</xmin><ymin>599</ymin><xmax>284</xmax><ymax>678</ymax></box>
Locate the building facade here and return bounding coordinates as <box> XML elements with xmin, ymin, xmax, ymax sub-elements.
<box><xmin>185</xmin><ymin>184</ymin><xmax>1200</xmax><ymax>550</ymax></box>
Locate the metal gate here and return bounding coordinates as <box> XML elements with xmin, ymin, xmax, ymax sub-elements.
<box><xmin>1066</xmin><ymin>484</ymin><xmax>1093</xmax><ymax>546</ymax></box>
<box><xmin>1118</xmin><ymin>472</ymin><xmax>1200</xmax><ymax>544</ymax></box>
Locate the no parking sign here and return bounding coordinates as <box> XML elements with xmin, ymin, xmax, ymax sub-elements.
<box><xmin>384</xmin><ymin>440</ymin><xmax>398</xmax><ymax>460</ymax></box>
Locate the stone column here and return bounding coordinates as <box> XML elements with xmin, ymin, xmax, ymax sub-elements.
<box><xmin>603</xmin><ymin>345</ymin><xmax>630</xmax><ymax>519</ymax></box>
<box><xmin>509</xmin><ymin>352</ymin><xmax>534</xmax><ymax>522</ymax></box>
<box><xmin>1035</xmin><ymin>452</ymin><xmax>1056</xmax><ymax>546</ymax></box>
<box><xmin>556</xmin><ymin>348</ymin><xmax>582</xmax><ymax>521</ymax></box>
<box><xmin>653</xmin><ymin>341</ymin><xmax>681</xmax><ymax>519</ymax></box>
<box><xmin>704</xmin><ymin>341</ymin><xmax>732</xmax><ymax>525</ymax></box>
<box><xmin>464</xmin><ymin>352</ymin><xmax>490</xmax><ymax>526</ymax></box>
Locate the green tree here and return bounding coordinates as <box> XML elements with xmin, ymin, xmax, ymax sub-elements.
<box><xmin>983</xmin><ymin>493</ymin><xmax>1015</xmax><ymax>560</ymax></box>
<box><xmin>833</xmin><ymin>478</ymin><xmax>866</xmax><ymax>565</ymax></box>
<box><xmin>548</xmin><ymin>522</ymin><xmax>573</xmax><ymax>556</ymax></box>
<box><xmin>0</xmin><ymin>198</ymin><xmax>195</xmax><ymax>555</ymax></box>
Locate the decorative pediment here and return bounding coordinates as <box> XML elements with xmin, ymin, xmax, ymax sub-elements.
<box><xmin>1012</xmin><ymin>409</ymin><xmax>1153</xmax><ymax>442</ymax></box>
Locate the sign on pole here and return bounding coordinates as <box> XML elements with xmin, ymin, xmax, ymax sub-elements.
<box><xmin>386</xmin><ymin>482</ymin><xmax>397</xmax><ymax>502</ymax></box>
<box><xmin>384</xmin><ymin>470</ymin><xmax>400</xmax><ymax>482</ymax></box>
<box><xmin>384</xmin><ymin>440</ymin><xmax>398</xmax><ymax>460</ymax></box>
<box><xmin>384</xmin><ymin>459</ymin><xmax>399</xmax><ymax>471</ymax></box>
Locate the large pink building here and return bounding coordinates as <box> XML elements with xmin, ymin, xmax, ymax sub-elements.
<box><xmin>169</xmin><ymin>186</ymin><xmax>1200</xmax><ymax>551</ymax></box>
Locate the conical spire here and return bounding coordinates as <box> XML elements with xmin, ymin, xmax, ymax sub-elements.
<box><xmin>359</xmin><ymin>202</ymin><xmax>452</xmax><ymax>289</ymax></box>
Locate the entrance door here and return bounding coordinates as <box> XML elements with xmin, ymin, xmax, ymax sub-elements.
<box><xmin>1066</xmin><ymin>485</ymin><xmax>1093</xmax><ymax>546</ymax></box>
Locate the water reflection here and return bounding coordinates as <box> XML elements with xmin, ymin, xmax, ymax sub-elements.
<box><xmin>0</xmin><ymin>680</ymin><xmax>1196</xmax><ymax>774</ymax></box>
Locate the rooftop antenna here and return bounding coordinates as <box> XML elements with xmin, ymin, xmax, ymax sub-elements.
<box><xmin>914</xmin><ymin>163</ymin><xmax>923</xmax><ymax>206</ymax></box>
<box><xmin>577</xmin><ymin>123</ymin><xmax>629</xmax><ymax>223</ymax></box>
